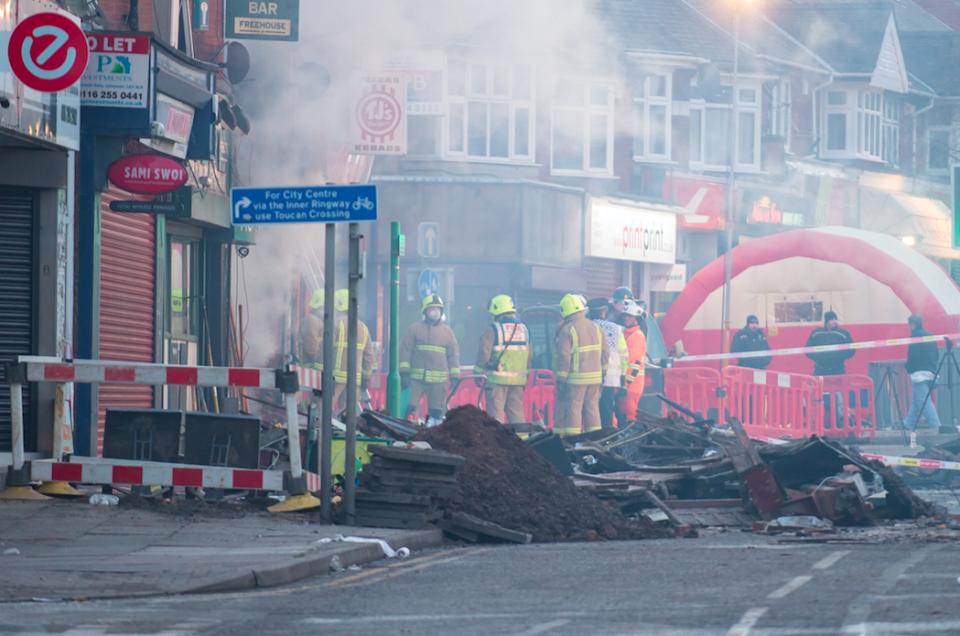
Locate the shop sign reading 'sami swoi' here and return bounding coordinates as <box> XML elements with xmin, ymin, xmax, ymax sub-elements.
<box><xmin>81</xmin><ymin>34</ymin><xmax>150</xmax><ymax>108</ymax></box>
<box><xmin>587</xmin><ymin>198</ymin><xmax>677</xmax><ymax>264</ymax></box>
<box><xmin>350</xmin><ymin>72</ymin><xmax>407</xmax><ymax>155</ymax></box>
<box><xmin>225</xmin><ymin>0</ymin><xmax>299</xmax><ymax>41</ymax></box>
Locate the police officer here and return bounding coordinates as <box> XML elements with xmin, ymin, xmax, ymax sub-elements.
<box><xmin>805</xmin><ymin>311</ymin><xmax>855</xmax><ymax>376</ymax></box>
<box><xmin>731</xmin><ymin>315</ymin><xmax>773</xmax><ymax>370</ymax></box>
<box><xmin>473</xmin><ymin>295</ymin><xmax>532</xmax><ymax>423</ymax></box>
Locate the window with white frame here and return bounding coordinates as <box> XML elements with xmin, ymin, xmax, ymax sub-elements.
<box><xmin>765</xmin><ymin>79</ymin><xmax>791</xmax><ymax>141</ymax></box>
<box><xmin>822</xmin><ymin>87</ymin><xmax>900</xmax><ymax>165</ymax></box>
<box><xmin>551</xmin><ymin>79</ymin><xmax>615</xmax><ymax>174</ymax></box>
<box><xmin>689</xmin><ymin>82</ymin><xmax>761</xmax><ymax>172</ymax></box>
<box><xmin>634</xmin><ymin>73</ymin><xmax>671</xmax><ymax>160</ymax></box>
<box><xmin>928</xmin><ymin>126</ymin><xmax>951</xmax><ymax>171</ymax></box>
<box><xmin>445</xmin><ymin>59</ymin><xmax>535</xmax><ymax>161</ymax></box>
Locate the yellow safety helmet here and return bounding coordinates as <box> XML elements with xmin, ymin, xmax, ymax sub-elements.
<box><xmin>487</xmin><ymin>294</ymin><xmax>516</xmax><ymax>317</ymax></box>
<box><xmin>421</xmin><ymin>294</ymin><xmax>444</xmax><ymax>313</ymax></box>
<box><xmin>559</xmin><ymin>293</ymin><xmax>585</xmax><ymax>318</ymax></box>
<box><xmin>334</xmin><ymin>289</ymin><xmax>349</xmax><ymax>312</ymax></box>
<box><xmin>308</xmin><ymin>289</ymin><xmax>325</xmax><ymax>309</ymax></box>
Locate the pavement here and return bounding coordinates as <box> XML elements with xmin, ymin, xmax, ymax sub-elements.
<box><xmin>0</xmin><ymin>498</ymin><xmax>442</xmax><ymax>603</ymax></box>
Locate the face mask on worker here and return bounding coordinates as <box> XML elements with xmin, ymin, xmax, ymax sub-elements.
<box><xmin>426</xmin><ymin>307</ymin><xmax>441</xmax><ymax>323</ymax></box>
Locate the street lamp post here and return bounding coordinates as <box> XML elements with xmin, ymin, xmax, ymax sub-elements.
<box><xmin>722</xmin><ymin>0</ymin><xmax>751</xmax><ymax>363</ymax></box>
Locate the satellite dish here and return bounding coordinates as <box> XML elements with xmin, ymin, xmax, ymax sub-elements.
<box><xmin>232</xmin><ymin>104</ymin><xmax>250</xmax><ymax>135</ymax></box>
<box><xmin>225</xmin><ymin>42</ymin><xmax>250</xmax><ymax>84</ymax></box>
<box><xmin>698</xmin><ymin>65</ymin><xmax>722</xmax><ymax>100</ymax></box>
<box><xmin>295</xmin><ymin>62</ymin><xmax>331</xmax><ymax>101</ymax></box>
<box><xmin>219</xmin><ymin>102</ymin><xmax>236</xmax><ymax>129</ymax></box>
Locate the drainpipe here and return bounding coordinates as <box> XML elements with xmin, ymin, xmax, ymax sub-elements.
<box><xmin>129</xmin><ymin>0</ymin><xmax>139</xmax><ymax>31</ymax></box>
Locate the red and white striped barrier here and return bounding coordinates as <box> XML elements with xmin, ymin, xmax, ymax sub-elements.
<box><xmin>31</xmin><ymin>458</ymin><xmax>285</xmax><ymax>490</ymax></box>
<box><xmin>295</xmin><ymin>365</ymin><xmax>322</xmax><ymax>391</ymax></box>
<box><xmin>679</xmin><ymin>333</ymin><xmax>960</xmax><ymax>363</ymax></box>
<box><xmin>25</xmin><ymin>359</ymin><xmax>276</xmax><ymax>388</ymax></box>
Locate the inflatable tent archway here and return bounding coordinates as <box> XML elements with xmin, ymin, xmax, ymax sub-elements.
<box><xmin>661</xmin><ymin>227</ymin><xmax>960</xmax><ymax>376</ymax></box>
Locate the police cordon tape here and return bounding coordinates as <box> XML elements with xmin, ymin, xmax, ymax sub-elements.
<box><xmin>862</xmin><ymin>452</ymin><xmax>960</xmax><ymax>472</ymax></box>
<box><xmin>678</xmin><ymin>333</ymin><xmax>960</xmax><ymax>363</ymax></box>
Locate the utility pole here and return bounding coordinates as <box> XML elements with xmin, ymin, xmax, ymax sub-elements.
<box><xmin>344</xmin><ymin>222</ymin><xmax>361</xmax><ymax>525</ymax></box>
<box><xmin>319</xmin><ymin>223</ymin><xmax>335</xmax><ymax>523</ymax></box>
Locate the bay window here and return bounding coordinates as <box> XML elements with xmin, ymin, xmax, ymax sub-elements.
<box><xmin>446</xmin><ymin>59</ymin><xmax>534</xmax><ymax>162</ymax></box>
<box><xmin>634</xmin><ymin>73</ymin><xmax>671</xmax><ymax>160</ymax></box>
<box><xmin>689</xmin><ymin>82</ymin><xmax>760</xmax><ymax>172</ymax></box>
<box><xmin>822</xmin><ymin>86</ymin><xmax>900</xmax><ymax>165</ymax></box>
<box><xmin>551</xmin><ymin>79</ymin><xmax>615</xmax><ymax>175</ymax></box>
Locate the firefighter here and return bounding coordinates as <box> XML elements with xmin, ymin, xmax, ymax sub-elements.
<box><xmin>400</xmin><ymin>294</ymin><xmax>461</xmax><ymax>425</ymax></box>
<box><xmin>620</xmin><ymin>300</ymin><xmax>648</xmax><ymax>422</ymax></box>
<box><xmin>297</xmin><ymin>289</ymin><xmax>324</xmax><ymax>369</ymax></box>
<box><xmin>552</xmin><ymin>293</ymin><xmax>610</xmax><ymax>435</ymax></box>
<box><xmin>608</xmin><ymin>286</ymin><xmax>634</xmax><ymax>325</ymax></box>
<box><xmin>325</xmin><ymin>289</ymin><xmax>375</xmax><ymax>409</ymax></box>
<box><xmin>473</xmin><ymin>294</ymin><xmax>532</xmax><ymax>424</ymax></box>
<box><xmin>586</xmin><ymin>297</ymin><xmax>628</xmax><ymax>429</ymax></box>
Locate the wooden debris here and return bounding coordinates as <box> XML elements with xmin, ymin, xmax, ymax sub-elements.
<box><xmin>444</xmin><ymin>512</ymin><xmax>533</xmax><ymax>544</ymax></box>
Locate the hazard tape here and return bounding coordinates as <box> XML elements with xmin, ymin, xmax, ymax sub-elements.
<box><xmin>861</xmin><ymin>452</ymin><xmax>960</xmax><ymax>472</ymax></box>
<box><xmin>679</xmin><ymin>333</ymin><xmax>960</xmax><ymax>363</ymax></box>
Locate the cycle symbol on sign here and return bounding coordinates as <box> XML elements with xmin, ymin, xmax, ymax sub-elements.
<box><xmin>352</xmin><ymin>197</ymin><xmax>375</xmax><ymax>211</ymax></box>
<box><xmin>7</xmin><ymin>13</ymin><xmax>89</xmax><ymax>93</ymax></box>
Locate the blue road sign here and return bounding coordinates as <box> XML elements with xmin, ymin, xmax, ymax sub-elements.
<box><xmin>230</xmin><ymin>184</ymin><xmax>377</xmax><ymax>225</ymax></box>
<box><xmin>419</xmin><ymin>269</ymin><xmax>439</xmax><ymax>299</ymax></box>
<box><xmin>418</xmin><ymin>222</ymin><xmax>439</xmax><ymax>258</ymax></box>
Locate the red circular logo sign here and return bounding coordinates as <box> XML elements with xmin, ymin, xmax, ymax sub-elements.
<box><xmin>355</xmin><ymin>90</ymin><xmax>402</xmax><ymax>139</ymax></box>
<box><xmin>107</xmin><ymin>156</ymin><xmax>188</xmax><ymax>195</ymax></box>
<box><xmin>7</xmin><ymin>13</ymin><xmax>89</xmax><ymax>93</ymax></box>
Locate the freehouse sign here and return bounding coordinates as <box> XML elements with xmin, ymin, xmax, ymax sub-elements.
<box><xmin>225</xmin><ymin>0</ymin><xmax>299</xmax><ymax>41</ymax></box>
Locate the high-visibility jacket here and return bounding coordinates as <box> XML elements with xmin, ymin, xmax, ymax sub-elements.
<box><xmin>399</xmin><ymin>320</ymin><xmax>461</xmax><ymax>384</ymax></box>
<box><xmin>297</xmin><ymin>311</ymin><xmax>324</xmax><ymax>370</ymax></box>
<box><xmin>319</xmin><ymin>314</ymin><xmax>375</xmax><ymax>384</ymax></box>
<box><xmin>553</xmin><ymin>312</ymin><xmax>610</xmax><ymax>385</ymax></box>
<box><xmin>473</xmin><ymin>318</ymin><xmax>532</xmax><ymax>386</ymax></box>
<box><xmin>594</xmin><ymin>318</ymin><xmax>628</xmax><ymax>387</ymax></box>
<box><xmin>623</xmin><ymin>324</ymin><xmax>647</xmax><ymax>419</ymax></box>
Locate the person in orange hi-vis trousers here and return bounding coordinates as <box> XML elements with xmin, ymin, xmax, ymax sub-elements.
<box><xmin>620</xmin><ymin>300</ymin><xmax>647</xmax><ymax>423</ymax></box>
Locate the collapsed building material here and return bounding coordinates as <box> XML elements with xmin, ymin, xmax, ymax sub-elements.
<box><xmin>359</xmin><ymin>410</ymin><xmax>422</xmax><ymax>441</ymax></box>
<box><xmin>415</xmin><ymin>406</ymin><xmax>670</xmax><ymax>542</ymax></box>
<box><xmin>441</xmin><ymin>512</ymin><xmax>533</xmax><ymax>544</ymax></box>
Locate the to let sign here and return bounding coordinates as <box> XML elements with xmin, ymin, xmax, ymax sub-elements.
<box><xmin>350</xmin><ymin>73</ymin><xmax>407</xmax><ymax>155</ymax></box>
<box><xmin>80</xmin><ymin>34</ymin><xmax>150</xmax><ymax>108</ymax></box>
<box><xmin>224</xmin><ymin>0</ymin><xmax>299</xmax><ymax>41</ymax></box>
<box><xmin>107</xmin><ymin>155</ymin><xmax>188</xmax><ymax>194</ymax></box>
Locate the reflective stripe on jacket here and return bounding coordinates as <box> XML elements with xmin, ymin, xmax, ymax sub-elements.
<box><xmin>623</xmin><ymin>325</ymin><xmax>646</xmax><ymax>391</ymax></box>
<box><xmin>473</xmin><ymin>319</ymin><xmax>532</xmax><ymax>386</ymax></box>
<box><xmin>399</xmin><ymin>320</ymin><xmax>461</xmax><ymax>383</ymax></box>
<box><xmin>328</xmin><ymin>315</ymin><xmax>375</xmax><ymax>384</ymax></box>
<box><xmin>297</xmin><ymin>311</ymin><xmax>323</xmax><ymax>370</ymax></box>
<box><xmin>553</xmin><ymin>312</ymin><xmax>610</xmax><ymax>385</ymax></box>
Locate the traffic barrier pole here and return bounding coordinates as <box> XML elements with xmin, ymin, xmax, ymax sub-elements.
<box><xmin>37</xmin><ymin>382</ymin><xmax>83</xmax><ymax>497</ymax></box>
<box><xmin>1</xmin><ymin>362</ymin><xmax>49</xmax><ymax>500</ymax></box>
<box><xmin>267</xmin><ymin>369</ymin><xmax>319</xmax><ymax>513</ymax></box>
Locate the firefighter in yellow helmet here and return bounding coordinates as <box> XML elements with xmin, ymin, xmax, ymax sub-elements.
<box><xmin>297</xmin><ymin>289</ymin><xmax>324</xmax><ymax>370</ymax></box>
<box><xmin>321</xmin><ymin>289</ymin><xmax>375</xmax><ymax>409</ymax></box>
<box><xmin>473</xmin><ymin>294</ymin><xmax>532</xmax><ymax>423</ymax></box>
<box><xmin>552</xmin><ymin>293</ymin><xmax>610</xmax><ymax>435</ymax></box>
<box><xmin>399</xmin><ymin>294</ymin><xmax>460</xmax><ymax>425</ymax></box>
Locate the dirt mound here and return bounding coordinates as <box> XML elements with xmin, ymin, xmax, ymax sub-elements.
<box><xmin>414</xmin><ymin>405</ymin><xmax>669</xmax><ymax>542</ymax></box>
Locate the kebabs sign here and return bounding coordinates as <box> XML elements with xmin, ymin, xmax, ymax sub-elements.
<box><xmin>8</xmin><ymin>12</ymin><xmax>89</xmax><ymax>93</ymax></box>
<box><xmin>350</xmin><ymin>73</ymin><xmax>407</xmax><ymax>155</ymax></box>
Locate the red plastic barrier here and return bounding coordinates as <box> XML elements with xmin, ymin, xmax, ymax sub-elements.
<box><xmin>722</xmin><ymin>366</ymin><xmax>821</xmax><ymax>440</ymax></box>
<box><xmin>366</xmin><ymin>373</ymin><xmax>388</xmax><ymax>410</ymax></box>
<box><xmin>447</xmin><ymin>374</ymin><xmax>485</xmax><ymax>410</ymax></box>
<box><xmin>819</xmin><ymin>374</ymin><xmax>876</xmax><ymax>438</ymax></box>
<box><xmin>663</xmin><ymin>367</ymin><xmax>723</xmax><ymax>421</ymax></box>
<box><xmin>524</xmin><ymin>369</ymin><xmax>556</xmax><ymax>429</ymax></box>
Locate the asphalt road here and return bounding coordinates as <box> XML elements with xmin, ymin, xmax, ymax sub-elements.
<box><xmin>2</xmin><ymin>530</ymin><xmax>959</xmax><ymax>636</ymax></box>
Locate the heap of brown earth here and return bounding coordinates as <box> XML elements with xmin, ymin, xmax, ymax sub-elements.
<box><xmin>414</xmin><ymin>405</ymin><xmax>670</xmax><ymax>542</ymax></box>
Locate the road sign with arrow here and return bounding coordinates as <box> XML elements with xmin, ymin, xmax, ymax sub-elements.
<box><xmin>418</xmin><ymin>222</ymin><xmax>439</xmax><ymax>258</ymax></box>
<box><xmin>230</xmin><ymin>184</ymin><xmax>377</xmax><ymax>224</ymax></box>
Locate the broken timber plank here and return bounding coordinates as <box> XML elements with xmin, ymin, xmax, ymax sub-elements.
<box><xmin>449</xmin><ymin>512</ymin><xmax>532</xmax><ymax>544</ymax></box>
<box><xmin>368</xmin><ymin>445</ymin><xmax>466</xmax><ymax>467</ymax></box>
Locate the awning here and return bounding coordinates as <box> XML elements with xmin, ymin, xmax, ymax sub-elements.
<box><xmin>859</xmin><ymin>187</ymin><xmax>960</xmax><ymax>260</ymax></box>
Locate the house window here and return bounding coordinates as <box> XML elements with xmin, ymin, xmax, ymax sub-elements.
<box><xmin>552</xmin><ymin>79</ymin><xmax>615</xmax><ymax>174</ymax></box>
<box><xmin>882</xmin><ymin>99</ymin><xmax>899</xmax><ymax>166</ymax></box>
<box><xmin>765</xmin><ymin>80</ymin><xmax>791</xmax><ymax>140</ymax></box>
<box><xmin>857</xmin><ymin>90</ymin><xmax>882</xmax><ymax>160</ymax></box>
<box><xmin>823</xmin><ymin>87</ymin><xmax>898</xmax><ymax>164</ymax></box>
<box><xmin>689</xmin><ymin>83</ymin><xmax>760</xmax><ymax>172</ymax></box>
<box><xmin>825</xmin><ymin>91</ymin><xmax>848</xmax><ymax>151</ymax></box>
<box><xmin>929</xmin><ymin>127</ymin><xmax>951</xmax><ymax>171</ymax></box>
<box><xmin>446</xmin><ymin>59</ymin><xmax>534</xmax><ymax>162</ymax></box>
<box><xmin>634</xmin><ymin>73</ymin><xmax>671</xmax><ymax>160</ymax></box>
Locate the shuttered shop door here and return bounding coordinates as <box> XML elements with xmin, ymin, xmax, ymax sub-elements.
<box><xmin>0</xmin><ymin>188</ymin><xmax>35</xmax><ymax>452</ymax></box>
<box><xmin>97</xmin><ymin>188</ymin><xmax>156</xmax><ymax>454</ymax></box>
<box><xmin>584</xmin><ymin>257</ymin><xmax>621</xmax><ymax>301</ymax></box>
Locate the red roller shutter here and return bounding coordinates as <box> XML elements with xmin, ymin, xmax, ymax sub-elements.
<box><xmin>97</xmin><ymin>187</ymin><xmax>156</xmax><ymax>455</ymax></box>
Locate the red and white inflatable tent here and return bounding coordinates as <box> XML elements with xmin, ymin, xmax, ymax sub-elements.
<box><xmin>661</xmin><ymin>227</ymin><xmax>960</xmax><ymax>376</ymax></box>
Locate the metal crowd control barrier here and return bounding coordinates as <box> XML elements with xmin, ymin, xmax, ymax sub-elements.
<box><xmin>2</xmin><ymin>357</ymin><xmax>316</xmax><ymax>506</ymax></box>
<box><xmin>820</xmin><ymin>374</ymin><xmax>876</xmax><ymax>438</ymax></box>
<box><xmin>722</xmin><ymin>367</ymin><xmax>822</xmax><ymax>440</ymax></box>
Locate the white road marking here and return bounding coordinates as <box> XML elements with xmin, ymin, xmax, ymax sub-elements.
<box><xmin>767</xmin><ymin>575</ymin><xmax>812</xmax><ymax>599</ymax></box>
<box><xmin>726</xmin><ymin>607</ymin><xmax>768</xmax><ymax>636</ymax></box>
<box><xmin>518</xmin><ymin>619</ymin><xmax>570</xmax><ymax>635</ymax></box>
<box><xmin>303</xmin><ymin>612</ymin><xmax>588</xmax><ymax>625</ymax></box>
<box><xmin>812</xmin><ymin>550</ymin><xmax>850</xmax><ymax>570</ymax></box>
<box><xmin>841</xmin><ymin>548</ymin><xmax>930</xmax><ymax>629</ymax></box>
